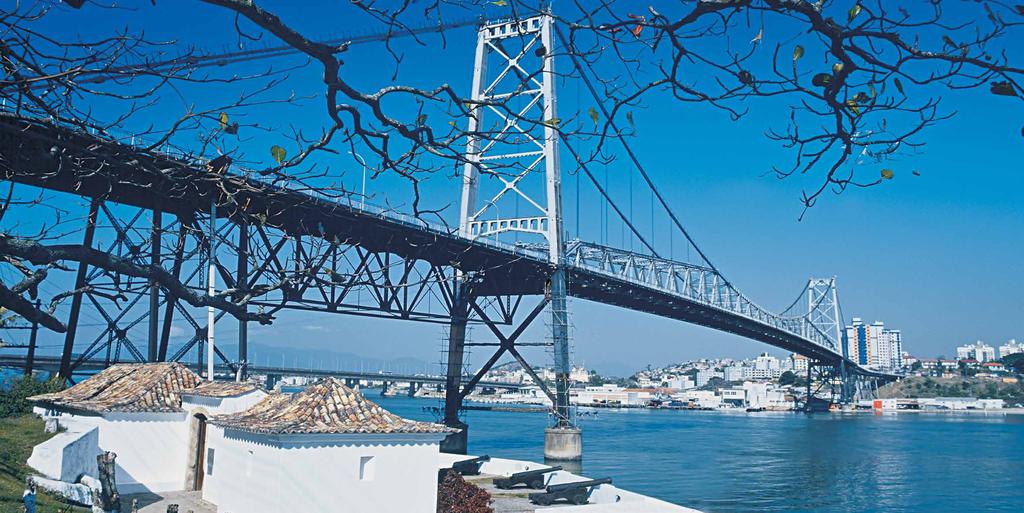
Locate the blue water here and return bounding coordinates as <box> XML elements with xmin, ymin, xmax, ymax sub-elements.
<box><xmin>376</xmin><ymin>394</ymin><xmax>1024</xmax><ymax>513</ymax></box>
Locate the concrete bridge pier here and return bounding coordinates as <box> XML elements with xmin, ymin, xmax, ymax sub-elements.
<box><xmin>441</xmin><ymin>279</ymin><xmax>471</xmax><ymax>455</ymax></box>
<box><xmin>543</xmin><ymin>268</ymin><xmax>583</xmax><ymax>462</ymax></box>
<box><xmin>380</xmin><ymin>381</ymin><xmax>390</xmax><ymax>396</ymax></box>
<box><xmin>345</xmin><ymin>378</ymin><xmax>358</xmax><ymax>388</ymax></box>
<box><xmin>265</xmin><ymin>373</ymin><xmax>281</xmax><ymax>391</ymax></box>
<box><xmin>408</xmin><ymin>382</ymin><xmax>421</xmax><ymax>397</ymax></box>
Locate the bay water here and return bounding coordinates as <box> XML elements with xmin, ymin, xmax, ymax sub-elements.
<box><xmin>377</xmin><ymin>394</ymin><xmax>1024</xmax><ymax>513</ymax></box>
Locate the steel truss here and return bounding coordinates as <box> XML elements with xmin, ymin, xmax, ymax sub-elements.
<box><xmin>802</xmin><ymin>359</ymin><xmax>883</xmax><ymax>410</ymax></box>
<box><xmin>6</xmin><ymin>191</ymin><xmax>526</xmax><ymax>381</ymax></box>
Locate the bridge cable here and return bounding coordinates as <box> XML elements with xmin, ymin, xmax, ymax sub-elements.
<box><xmin>554</xmin><ymin>25</ymin><xmax>722</xmax><ymax>276</ymax></box>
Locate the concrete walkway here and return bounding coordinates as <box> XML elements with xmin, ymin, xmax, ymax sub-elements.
<box><xmin>123</xmin><ymin>491</ymin><xmax>216</xmax><ymax>513</ymax></box>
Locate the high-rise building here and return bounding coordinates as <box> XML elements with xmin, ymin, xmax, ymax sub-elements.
<box><xmin>844</xmin><ymin>318</ymin><xmax>903</xmax><ymax>369</ymax></box>
<box><xmin>998</xmin><ymin>339</ymin><xmax>1023</xmax><ymax>359</ymax></box>
<box><xmin>957</xmin><ymin>341</ymin><xmax>996</xmax><ymax>362</ymax></box>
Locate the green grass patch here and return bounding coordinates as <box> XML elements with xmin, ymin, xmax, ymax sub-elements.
<box><xmin>0</xmin><ymin>415</ymin><xmax>88</xmax><ymax>513</ymax></box>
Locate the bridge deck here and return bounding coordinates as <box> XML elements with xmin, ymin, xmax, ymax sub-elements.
<box><xmin>0</xmin><ymin>114</ymin><xmax>894</xmax><ymax>380</ymax></box>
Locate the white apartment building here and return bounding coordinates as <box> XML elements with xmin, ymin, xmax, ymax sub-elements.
<box><xmin>723</xmin><ymin>365</ymin><xmax>744</xmax><ymax>382</ymax></box>
<box><xmin>998</xmin><ymin>339</ymin><xmax>1023</xmax><ymax>359</ymax></box>
<box><xmin>747</xmin><ymin>353</ymin><xmax>782</xmax><ymax>379</ymax></box>
<box><xmin>957</xmin><ymin>341</ymin><xmax>996</xmax><ymax>362</ymax></box>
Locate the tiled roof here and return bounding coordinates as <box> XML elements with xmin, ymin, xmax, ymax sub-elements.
<box><xmin>183</xmin><ymin>381</ymin><xmax>262</xmax><ymax>398</ymax></box>
<box><xmin>210</xmin><ymin>377</ymin><xmax>457</xmax><ymax>435</ymax></box>
<box><xmin>30</xmin><ymin>363</ymin><xmax>200</xmax><ymax>413</ymax></box>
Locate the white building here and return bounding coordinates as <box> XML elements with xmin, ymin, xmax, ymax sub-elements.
<box><xmin>998</xmin><ymin>339</ymin><xmax>1023</xmax><ymax>359</ymax></box>
<box><xmin>205</xmin><ymin>378</ymin><xmax>452</xmax><ymax>513</ymax></box>
<box><xmin>574</xmin><ymin>384</ymin><xmax>650</xmax><ymax>407</ymax></box>
<box><xmin>30</xmin><ymin>363</ymin><xmax>208</xmax><ymax>493</ymax></box>
<box><xmin>723</xmin><ymin>365</ymin><xmax>744</xmax><ymax>382</ymax></box>
<box><xmin>750</xmin><ymin>353</ymin><xmax>782</xmax><ymax>379</ymax></box>
<box><xmin>29</xmin><ymin>363</ymin><xmax>452</xmax><ymax>513</ymax></box>
<box><xmin>665</xmin><ymin>376</ymin><xmax>695</xmax><ymax>391</ymax></box>
<box><xmin>957</xmin><ymin>341</ymin><xmax>996</xmax><ymax>362</ymax></box>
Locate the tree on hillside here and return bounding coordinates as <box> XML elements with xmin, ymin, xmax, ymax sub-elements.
<box><xmin>779</xmin><ymin>370</ymin><xmax>797</xmax><ymax>386</ymax></box>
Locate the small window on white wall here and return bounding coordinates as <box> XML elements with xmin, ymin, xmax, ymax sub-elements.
<box><xmin>359</xmin><ymin>456</ymin><xmax>375</xmax><ymax>481</ymax></box>
<box><xmin>206</xmin><ymin>448</ymin><xmax>215</xmax><ymax>476</ymax></box>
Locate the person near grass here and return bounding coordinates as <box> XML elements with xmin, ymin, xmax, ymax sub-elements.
<box><xmin>22</xmin><ymin>481</ymin><xmax>37</xmax><ymax>513</ymax></box>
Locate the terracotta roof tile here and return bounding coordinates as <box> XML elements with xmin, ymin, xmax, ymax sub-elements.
<box><xmin>183</xmin><ymin>381</ymin><xmax>262</xmax><ymax>398</ymax></box>
<box><xmin>30</xmin><ymin>363</ymin><xmax>200</xmax><ymax>413</ymax></box>
<box><xmin>210</xmin><ymin>377</ymin><xmax>456</xmax><ymax>435</ymax></box>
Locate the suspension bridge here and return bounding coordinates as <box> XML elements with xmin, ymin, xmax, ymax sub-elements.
<box><xmin>0</xmin><ymin>14</ymin><xmax>895</xmax><ymax>460</ymax></box>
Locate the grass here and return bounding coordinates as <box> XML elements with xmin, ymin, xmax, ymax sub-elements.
<box><xmin>0</xmin><ymin>415</ymin><xmax>88</xmax><ymax>513</ymax></box>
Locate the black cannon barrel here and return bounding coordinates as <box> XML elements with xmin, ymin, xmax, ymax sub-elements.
<box><xmin>452</xmin><ymin>455</ymin><xmax>491</xmax><ymax>475</ymax></box>
<box><xmin>545</xmin><ymin>477</ymin><xmax>613</xmax><ymax>492</ymax></box>
<box><xmin>457</xmin><ymin>455</ymin><xmax>490</xmax><ymax>464</ymax></box>
<box><xmin>512</xmin><ymin>465</ymin><xmax>562</xmax><ymax>478</ymax></box>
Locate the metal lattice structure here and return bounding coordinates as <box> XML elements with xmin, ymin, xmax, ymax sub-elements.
<box><xmin>0</xmin><ymin>13</ymin><xmax>900</xmax><ymax>456</ymax></box>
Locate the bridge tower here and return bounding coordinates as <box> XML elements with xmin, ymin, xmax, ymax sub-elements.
<box><xmin>454</xmin><ymin>13</ymin><xmax>579</xmax><ymax>460</ymax></box>
<box><xmin>805</xmin><ymin>278</ymin><xmax>855</xmax><ymax>406</ymax></box>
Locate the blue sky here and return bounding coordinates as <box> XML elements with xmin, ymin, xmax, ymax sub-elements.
<box><xmin>4</xmin><ymin>1</ymin><xmax>1022</xmax><ymax>377</ymax></box>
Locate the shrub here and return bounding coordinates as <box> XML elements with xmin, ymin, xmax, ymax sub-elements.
<box><xmin>437</xmin><ymin>469</ymin><xmax>493</xmax><ymax>513</ymax></box>
<box><xmin>0</xmin><ymin>374</ymin><xmax>64</xmax><ymax>418</ymax></box>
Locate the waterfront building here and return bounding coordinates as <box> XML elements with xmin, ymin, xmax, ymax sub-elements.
<box><xmin>695</xmin><ymin>370</ymin><xmax>713</xmax><ymax>387</ymax></box>
<box><xmin>27</xmin><ymin>363</ymin><xmax>267</xmax><ymax>493</ymax></box>
<box><xmin>28</xmin><ymin>364</ymin><xmax>453</xmax><ymax>513</ymax></box>
<box><xmin>205</xmin><ymin>378</ymin><xmax>453</xmax><ymax>513</ymax></box>
<box><xmin>844</xmin><ymin>318</ymin><xmax>903</xmax><ymax>369</ymax></box>
<box><xmin>998</xmin><ymin>339</ymin><xmax>1023</xmax><ymax>359</ymax></box>
<box><xmin>956</xmin><ymin>341</ymin><xmax>996</xmax><ymax>362</ymax></box>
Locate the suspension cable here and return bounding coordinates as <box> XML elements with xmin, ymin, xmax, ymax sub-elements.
<box><xmin>554</xmin><ymin>25</ymin><xmax>722</xmax><ymax>277</ymax></box>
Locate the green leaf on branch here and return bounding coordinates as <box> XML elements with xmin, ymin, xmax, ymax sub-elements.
<box><xmin>793</xmin><ymin>45</ymin><xmax>804</xmax><ymax>62</ymax></box>
<box><xmin>270</xmin><ymin>145</ymin><xmax>287</xmax><ymax>164</ymax></box>
<box><xmin>219</xmin><ymin>112</ymin><xmax>229</xmax><ymax>129</ymax></box>
<box><xmin>848</xmin><ymin>4</ymin><xmax>862</xmax><ymax>22</ymax></box>
<box><xmin>894</xmin><ymin>77</ymin><xmax>905</xmax><ymax>95</ymax></box>
<box><xmin>881</xmin><ymin>168</ymin><xmax>895</xmax><ymax>180</ymax></box>
<box><xmin>588</xmin><ymin>107</ymin><xmax>599</xmax><ymax>126</ymax></box>
<box><xmin>542</xmin><ymin>117</ymin><xmax>561</xmax><ymax>127</ymax></box>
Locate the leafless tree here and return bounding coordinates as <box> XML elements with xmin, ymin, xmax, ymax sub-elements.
<box><xmin>0</xmin><ymin>0</ymin><xmax>1020</xmax><ymax>337</ymax></box>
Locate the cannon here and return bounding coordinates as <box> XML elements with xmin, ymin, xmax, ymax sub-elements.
<box><xmin>528</xmin><ymin>477</ymin><xmax>613</xmax><ymax>506</ymax></box>
<box><xmin>494</xmin><ymin>466</ymin><xmax>562</xmax><ymax>490</ymax></box>
<box><xmin>451</xmin><ymin>455</ymin><xmax>490</xmax><ymax>476</ymax></box>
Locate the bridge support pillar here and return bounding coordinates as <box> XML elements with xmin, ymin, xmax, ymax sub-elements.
<box><xmin>148</xmin><ymin>209</ymin><xmax>161</xmax><ymax>362</ymax></box>
<box><xmin>441</xmin><ymin>278</ymin><xmax>471</xmax><ymax>455</ymax></box>
<box><xmin>544</xmin><ymin>267</ymin><xmax>582</xmax><ymax>462</ymax></box>
<box><xmin>237</xmin><ymin>221</ymin><xmax>249</xmax><ymax>380</ymax></box>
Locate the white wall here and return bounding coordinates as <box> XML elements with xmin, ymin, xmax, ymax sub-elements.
<box><xmin>27</xmin><ymin>423</ymin><xmax>100</xmax><ymax>483</ymax></box>
<box><xmin>203</xmin><ymin>426</ymin><xmax>445</xmax><ymax>513</ymax></box>
<box><xmin>33</xmin><ymin>409</ymin><xmax>188</xmax><ymax>494</ymax></box>
<box><xmin>99</xmin><ymin>412</ymin><xmax>189</xmax><ymax>493</ymax></box>
<box><xmin>181</xmin><ymin>390</ymin><xmax>267</xmax><ymax>416</ymax></box>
